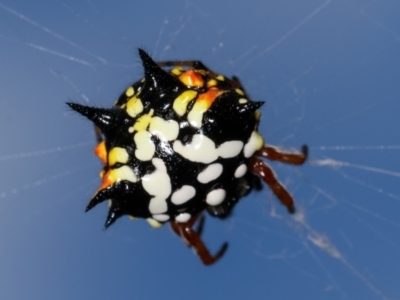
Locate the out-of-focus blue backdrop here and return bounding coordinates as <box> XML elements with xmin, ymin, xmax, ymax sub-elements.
<box><xmin>0</xmin><ymin>1</ymin><xmax>399</xmax><ymax>299</ymax></box>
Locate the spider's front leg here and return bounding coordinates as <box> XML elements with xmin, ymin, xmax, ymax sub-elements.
<box><xmin>157</xmin><ymin>60</ymin><xmax>211</xmax><ymax>73</ymax></box>
<box><xmin>256</xmin><ymin>144</ymin><xmax>308</xmax><ymax>165</ymax></box>
<box><xmin>250</xmin><ymin>145</ymin><xmax>308</xmax><ymax>214</ymax></box>
<box><xmin>170</xmin><ymin>214</ymin><xmax>228</xmax><ymax>266</ymax></box>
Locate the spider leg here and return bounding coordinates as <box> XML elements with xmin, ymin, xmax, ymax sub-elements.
<box><xmin>230</xmin><ymin>75</ymin><xmax>251</xmax><ymax>98</ymax></box>
<box><xmin>94</xmin><ymin>125</ymin><xmax>103</xmax><ymax>143</ymax></box>
<box><xmin>184</xmin><ymin>212</ymin><xmax>202</xmax><ymax>227</ymax></box>
<box><xmin>176</xmin><ymin>214</ymin><xmax>205</xmax><ymax>248</ymax></box>
<box><xmin>256</xmin><ymin>144</ymin><xmax>308</xmax><ymax>165</ymax></box>
<box><xmin>249</xmin><ymin>157</ymin><xmax>297</xmax><ymax>214</ymax></box>
<box><xmin>170</xmin><ymin>215</ymin><xmax>228</xmax><ymax>266</ymax></box>
<box><xmin>157</xmin><ymin>60</ymin><xmax>218</xmax><ymax>77</ymax></box>
<box><xmin>157</xmin><ymin>60</ymin><xmax>247</xmax><ymax>91</ymax></box>
<box><xmin>195</xmin><ymin>214</ymin><xmax>205</xmax><ymax>237</ymax></box>
<box><xmin>158</xmin><ymin>60</ymin><xmax>209</xmax><ymax>71</ymax></box>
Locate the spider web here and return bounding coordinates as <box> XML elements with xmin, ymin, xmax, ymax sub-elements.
<box><xmin>0</xmin><ymin>0</ymin><xmax>399</xmax><ymax>299</ymax></box>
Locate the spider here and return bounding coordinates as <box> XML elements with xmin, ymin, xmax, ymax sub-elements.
<box><xmin>67</xmin><ymin>49</ymin><xmax>307</xmax><ymax>265</ymax></box>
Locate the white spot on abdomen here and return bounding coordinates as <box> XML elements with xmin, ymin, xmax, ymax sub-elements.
<box><xmin>175</xmin><ymin>213</ymin><xmax>191</xmax><ymax>223</ymax></box>
<box><xmin>149</xmin><ymin>117</ymin><xmax>179</xmax><ymax>141</ymax></box>
<box><xmin>244</xmin><ymin>131</ymin><xmax>264</xmax><ymax>158</ymax></box>
<box><xmin>187</xmin><ymin>101</ymin><xmax>208</xmax><ymax>128</ymax></box>
<box><xmin>206</xmin><ymin>189</ymin><xmax>226</xmax><ymax>206</ymax></box>
<box><xmin>173</xmin><ymin>134</ymin><xmax>218</xmax><ymax>163</ymax></box>
<box><xmin>234</xmin><ymin>164</ymin><xmax>247</xmax><ymax>178</ymax></box>
<box><xmin>152</xmin><ymin>214</ymin><xmax>170</xmax><ymax>222</ymax></box>
<box><xmin>197</xmin><ymin>163</ymin><xmax>223</xmax><ymax>184</ymax></box>
<box><xmin>173</xmin><ymin>134</ymin><xmax>244</xmax><ymax>164</ymax></box>
<box><xmin>142</xmin><ymin>158</ymin><xmax>171</xmax><ymax>214</ymax></box>
<box><xmin>218</xmin><ymin>141</ymin><xmax>243</xmax><ymax>158</ymax></box>
<box><xmin>134</xmin><ymin>131</ymin><xmax>155</xmax><ymax>161</ymax></box>
<box><xmin>171</xmin><ymin>185</ymin><xmax>196</xmax><ymax>205</ymax></box>
<box><xmin>146</xmin><ymin>218</ymin><xmax>162</xmax><ymax>228</ymax></box>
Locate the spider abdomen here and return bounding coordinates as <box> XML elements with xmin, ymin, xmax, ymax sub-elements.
<box><xmin>68</xmin><ymin>49</ymin><xmax>308</xmax><ymax>265</ymax></box>
<box><xmin>68</xmin><ymin>49</ymin><xmax>264</xmax><ymax>228</ymax></box>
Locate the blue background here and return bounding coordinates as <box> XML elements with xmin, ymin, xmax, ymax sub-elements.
<box><xmin>0</xmin><ymin>0</ymin><xmax>399</xmax><ymax>299</ymax></box>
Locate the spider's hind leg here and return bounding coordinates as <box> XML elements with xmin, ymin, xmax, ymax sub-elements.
<box><xmin>249</xmin><ymin>145</ymin><xmax>307</xmax><ymax>214</ymax></box>
<box><xmin>230</xmin><ymin>75</ymin><xmax>250</xmax><ymax>97</ymax></box>
<box><xmin>170</xmin><ymin>214</ymin><xmax>228</xmax><ymax>266</ymax></box>
<box><xmin>249</xmin><ymin>157</ymin><xmax>296</xmax><ymax>214</ymax></box>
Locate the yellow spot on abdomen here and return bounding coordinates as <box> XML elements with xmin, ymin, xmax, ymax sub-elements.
<box><xmin>132</xmin><ymin>110</ymin><xmax>154</xmax><ymax>132</ymax></box>
<box><xmin>108</xmin><ymin>147</ymin><xmax>129</xmax><ymax>166</ymax></box>
<box><xmin>171</xmin><ymin>67</ymin><xmax>184</xmax><ymax>76</ymax></box>
<box><xmin>125</xmin><ymin>86</ymin><xmax>135</xmax><ymax>97</ymax></box>
<box><xmin>126</xmin><ymin>96</ymin><xmax>144</xmax><ymax>118</ymax></box>
<box><xmin>254</xmin><ymin>132</ymin><xmax>264</xmax><ymax>150</ymax></box>
<box><xmin>244</xmin><ymin>131</ymin><xmax>264</xmax><ymax>158</ymax></box>
<box><xmin>99</xmin><ymin>166</ymin><xmax>138</xmax><ymax>190</ymax></box>
<box><xmin>235</xmin><ymin>88</ymin><xmax>244</xmax><ymax>96</ymax></box>
<box><xmin>187</xmin><ymin>88</ymin><xmax>224</xmax><ymax>128</ymax></box>
<box><xmin>207</xmin><ymin>79</ymin><xmax>217</xmax><ymax>87</ymax></box>
<box><xmin>173</xmin><ymin>90</ymin><xmax>198</xmax><ymax>116</ymax></box>
<box><xmin>146</xmin><ymin>218</ymin><xmax>163</xmax><ymax>228</ymax></box>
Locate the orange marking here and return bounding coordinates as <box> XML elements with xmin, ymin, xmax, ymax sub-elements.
<box><xmin>197</xmin><ymin>87</ymin><xmax>224</xmax><ymax>108</ymax></box>
<box><xmin>179</xmin><ymin>70</ymin><xmax>204</xmax><ymax>87</ymax></box>
<box><xmin>98</xmin><ymin>170</ymin><xmax>115</xmax><ymax>190</ymax></box>
<box><xmin>94</xmin><ymin>141</ymin><xmax>107</xmax><ymax>165</ymax></box>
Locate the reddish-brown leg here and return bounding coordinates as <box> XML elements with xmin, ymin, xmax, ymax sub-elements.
<box><xmin>157</xmin><ymin>60</ymin><xmax>217</xmax><ymax>77</ymax></box>
<box><xmin>250</xmin><ymin>157</ymin><xmax>297</xmax><ymax>214</ymax></box>
<box><xmin>170</xmin><ymin>215</ymin><xmax>228</xmax><ymax>266</ymax></box>
<box><xmin>94</xmin><ymin>125</ymin><xmax>103</xmax><ymax>143</ymax></box>
<box><xmin>171</xmin><ymin>214</ymin><xmax>205</xmax><ymax>245</ymax></box>
<box><xmin>256</xmin><ymin>145</ymin><xmax>308</xmax><ymax>165</ymax></box>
